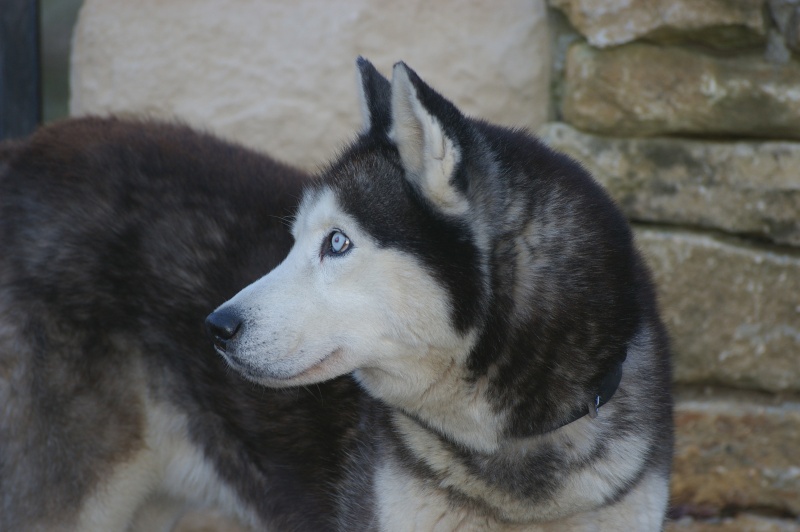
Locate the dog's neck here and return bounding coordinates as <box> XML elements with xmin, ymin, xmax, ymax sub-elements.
<box><xmin>521</xmin><ymin>357</ymin><xmax>625</xmax><ymax>437</ymax></box>
<box><xmin>354</xmin><ymin>344</ymin><xmax>506</xmax><ymax>453</ymax></box>
<box><xmin>355</xmin><ymin>344</ymin><xmax>626</xmax><ymax>454</ymax></box>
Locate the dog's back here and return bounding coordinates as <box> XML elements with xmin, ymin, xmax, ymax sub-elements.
<box><xmin>0</xmin><ymin>118</ymin><xmax>360</xmax><ymax>530</ymax></box>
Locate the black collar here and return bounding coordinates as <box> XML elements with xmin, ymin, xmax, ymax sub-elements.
<box><xmin>530</xmin><ymin>357</ymin><xmax>625</xmax><ymax>436</ymax></box>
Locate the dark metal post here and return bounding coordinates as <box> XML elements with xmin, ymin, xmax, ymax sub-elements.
<box><xmin>1</xmin><ymin>0</ymin><xmax>41</xmax><ymax>140</ymax></box>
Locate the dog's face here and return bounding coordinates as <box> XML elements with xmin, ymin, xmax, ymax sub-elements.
<box><xmin>206</xmin><ymin>59</ymin><xmax>485</xmax><ymax>389</ymax></box>
<box><xmin>207</xmin><ymin>186</ymin><xmax>462</xmax><ymax>388</ymax></box>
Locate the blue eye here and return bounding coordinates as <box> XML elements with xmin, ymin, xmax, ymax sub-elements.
<box><xmin>329</xmin><ymin>230</ymin><xmax>351</xmax><ymax>254</ymax></box>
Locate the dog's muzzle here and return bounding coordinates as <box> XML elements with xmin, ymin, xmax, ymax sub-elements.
<box><xmin>205</xmin><ymin>307</ymin><xmax>243</xmax><ymax>352</ymax></box>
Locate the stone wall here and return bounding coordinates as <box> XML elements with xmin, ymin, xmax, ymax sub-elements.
<box><xmin>543</xmin><ymin>1</ymin><xmax>800</xmax><ymax>530</ymax></box>
<box><xmin>69</xmin><ymin>1</ymin><xmax>799</xmax><ymax>530</ymax></box>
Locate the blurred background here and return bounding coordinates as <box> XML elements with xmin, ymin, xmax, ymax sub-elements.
<box><xmin>26</xmin><ymin>1</ymin><xmax>800</xmax><ymax>530</ymax></box>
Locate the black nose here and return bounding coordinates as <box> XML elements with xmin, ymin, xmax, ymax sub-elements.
<box><xmin>205</xmin><ymin>308</ymin><xmax>242</xmax><ymax>350</ymax></box>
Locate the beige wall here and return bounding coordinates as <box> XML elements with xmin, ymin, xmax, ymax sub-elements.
<box><xmin>71</xmin><ymin>0</ymin><xmax>550</xmax><ymax>170</ymax></box>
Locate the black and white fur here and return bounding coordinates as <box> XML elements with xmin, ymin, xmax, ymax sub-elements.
<box><xmin>1</xmin><ymin>59</ymin><xmax>672</xmax><ymax>531</ymax></box>
<box><xmin>208</xmin><ymin>59</ymin><xmax>673</xmax><ymax>529</ymax></box>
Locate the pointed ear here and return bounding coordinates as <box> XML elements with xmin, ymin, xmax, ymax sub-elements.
<box><xmin>390</xmin><ymin>62</ymin><xmax>469</xmax><ymax>216</ymax></box>
<box><xmin>356</xmin><ymin>57</ymin><xmax>392</xmax><ymax>135</ymax></box>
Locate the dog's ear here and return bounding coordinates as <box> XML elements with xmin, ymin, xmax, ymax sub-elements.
<box><xmin>356</xmin><ymin>57</ymin><xmax>392</xmax><ymax>135</ymax></box>
<box><xmin>390</xmin><ymin>62</ymin><xmax>468</xmax><ymax>216</ymax></box>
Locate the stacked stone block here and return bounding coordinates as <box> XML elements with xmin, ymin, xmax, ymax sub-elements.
<box><xmin>544</xmin><ymin>1</ymin><xmax>800</xmax><ymax>530</ymax></box>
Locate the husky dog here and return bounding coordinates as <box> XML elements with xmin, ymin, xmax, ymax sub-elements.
<box><xmin>1</xmin><ymin>59</ymin><xmax>671</xmax><ymax>531</ymax></box>
<box><xmin>206</xmin><ymin>59</ymin><xmax>673</xmax><ymax>530</ymax></box>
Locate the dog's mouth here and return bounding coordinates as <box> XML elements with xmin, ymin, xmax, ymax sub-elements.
<box><xmin>218</xmin><ymin>347</ymin><xmax>345</xmax><ymax>387</ymax></box>
<box><xmin>216</xmin><ymin>349</ymin><xmax>265</xmax><ymax>382</ymax></box>
<box><xmin>211</xmin><ymin>336</ymin><xmax>229</xmax><ymax>353</ymax></box>
<box><xmin>269</xmin><ymin>348</ymin><xmax>344</xmax><ymax>383</ymax></box>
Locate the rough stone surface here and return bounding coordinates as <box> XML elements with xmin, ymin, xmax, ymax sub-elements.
<box><xmin>668</xmin><ymin>514</ymin><xmax>800</xmax><ymax>531</ymax></box>
<box><xmin>539</xmin><ymin>122</ymin><xmax>800</xmax><ymax>246</ymax></box>
<box><xmin>634</xmin><ymin>228</ymin><xmax>800</xmax><ymax>392</ymax></box>
<box><xmin>70</xmin><ymin>0</ymin><xmax>550</xmax><ymax>170</ymax></box>
<box><xmin>550</xmin><ymin>0</ymin><xmax>766</xmax><ymax>49</ymax></box>
<box><xmin>562</xmin><ymin>42</ymin><xmax>800</xmax><ymax>139</ymax></box>
<box><xmin>671</xmin><ymin>389</ymin><xmax>800</xmax><ymax>517</ymax></box>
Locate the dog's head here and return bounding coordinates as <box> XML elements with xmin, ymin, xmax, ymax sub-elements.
<box><xmin>206</xmin><ymin>59</ymin><xmax>491</xmax><ymax>392</ymax></box>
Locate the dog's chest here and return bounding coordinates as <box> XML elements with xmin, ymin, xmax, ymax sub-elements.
<box><xmin>373</xmin><ymin>461</ymin><xmax>549</xmax><ymax>532</ymax></box>
<box><xmin>370</xmin><ymin>458</ymin><xmax>668</xmax><ymax>532</ymax></box>
<box><xmin>374</xmin><ymin>460</ymin><xmax>482</xmax><ymax>531</ymax></box>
